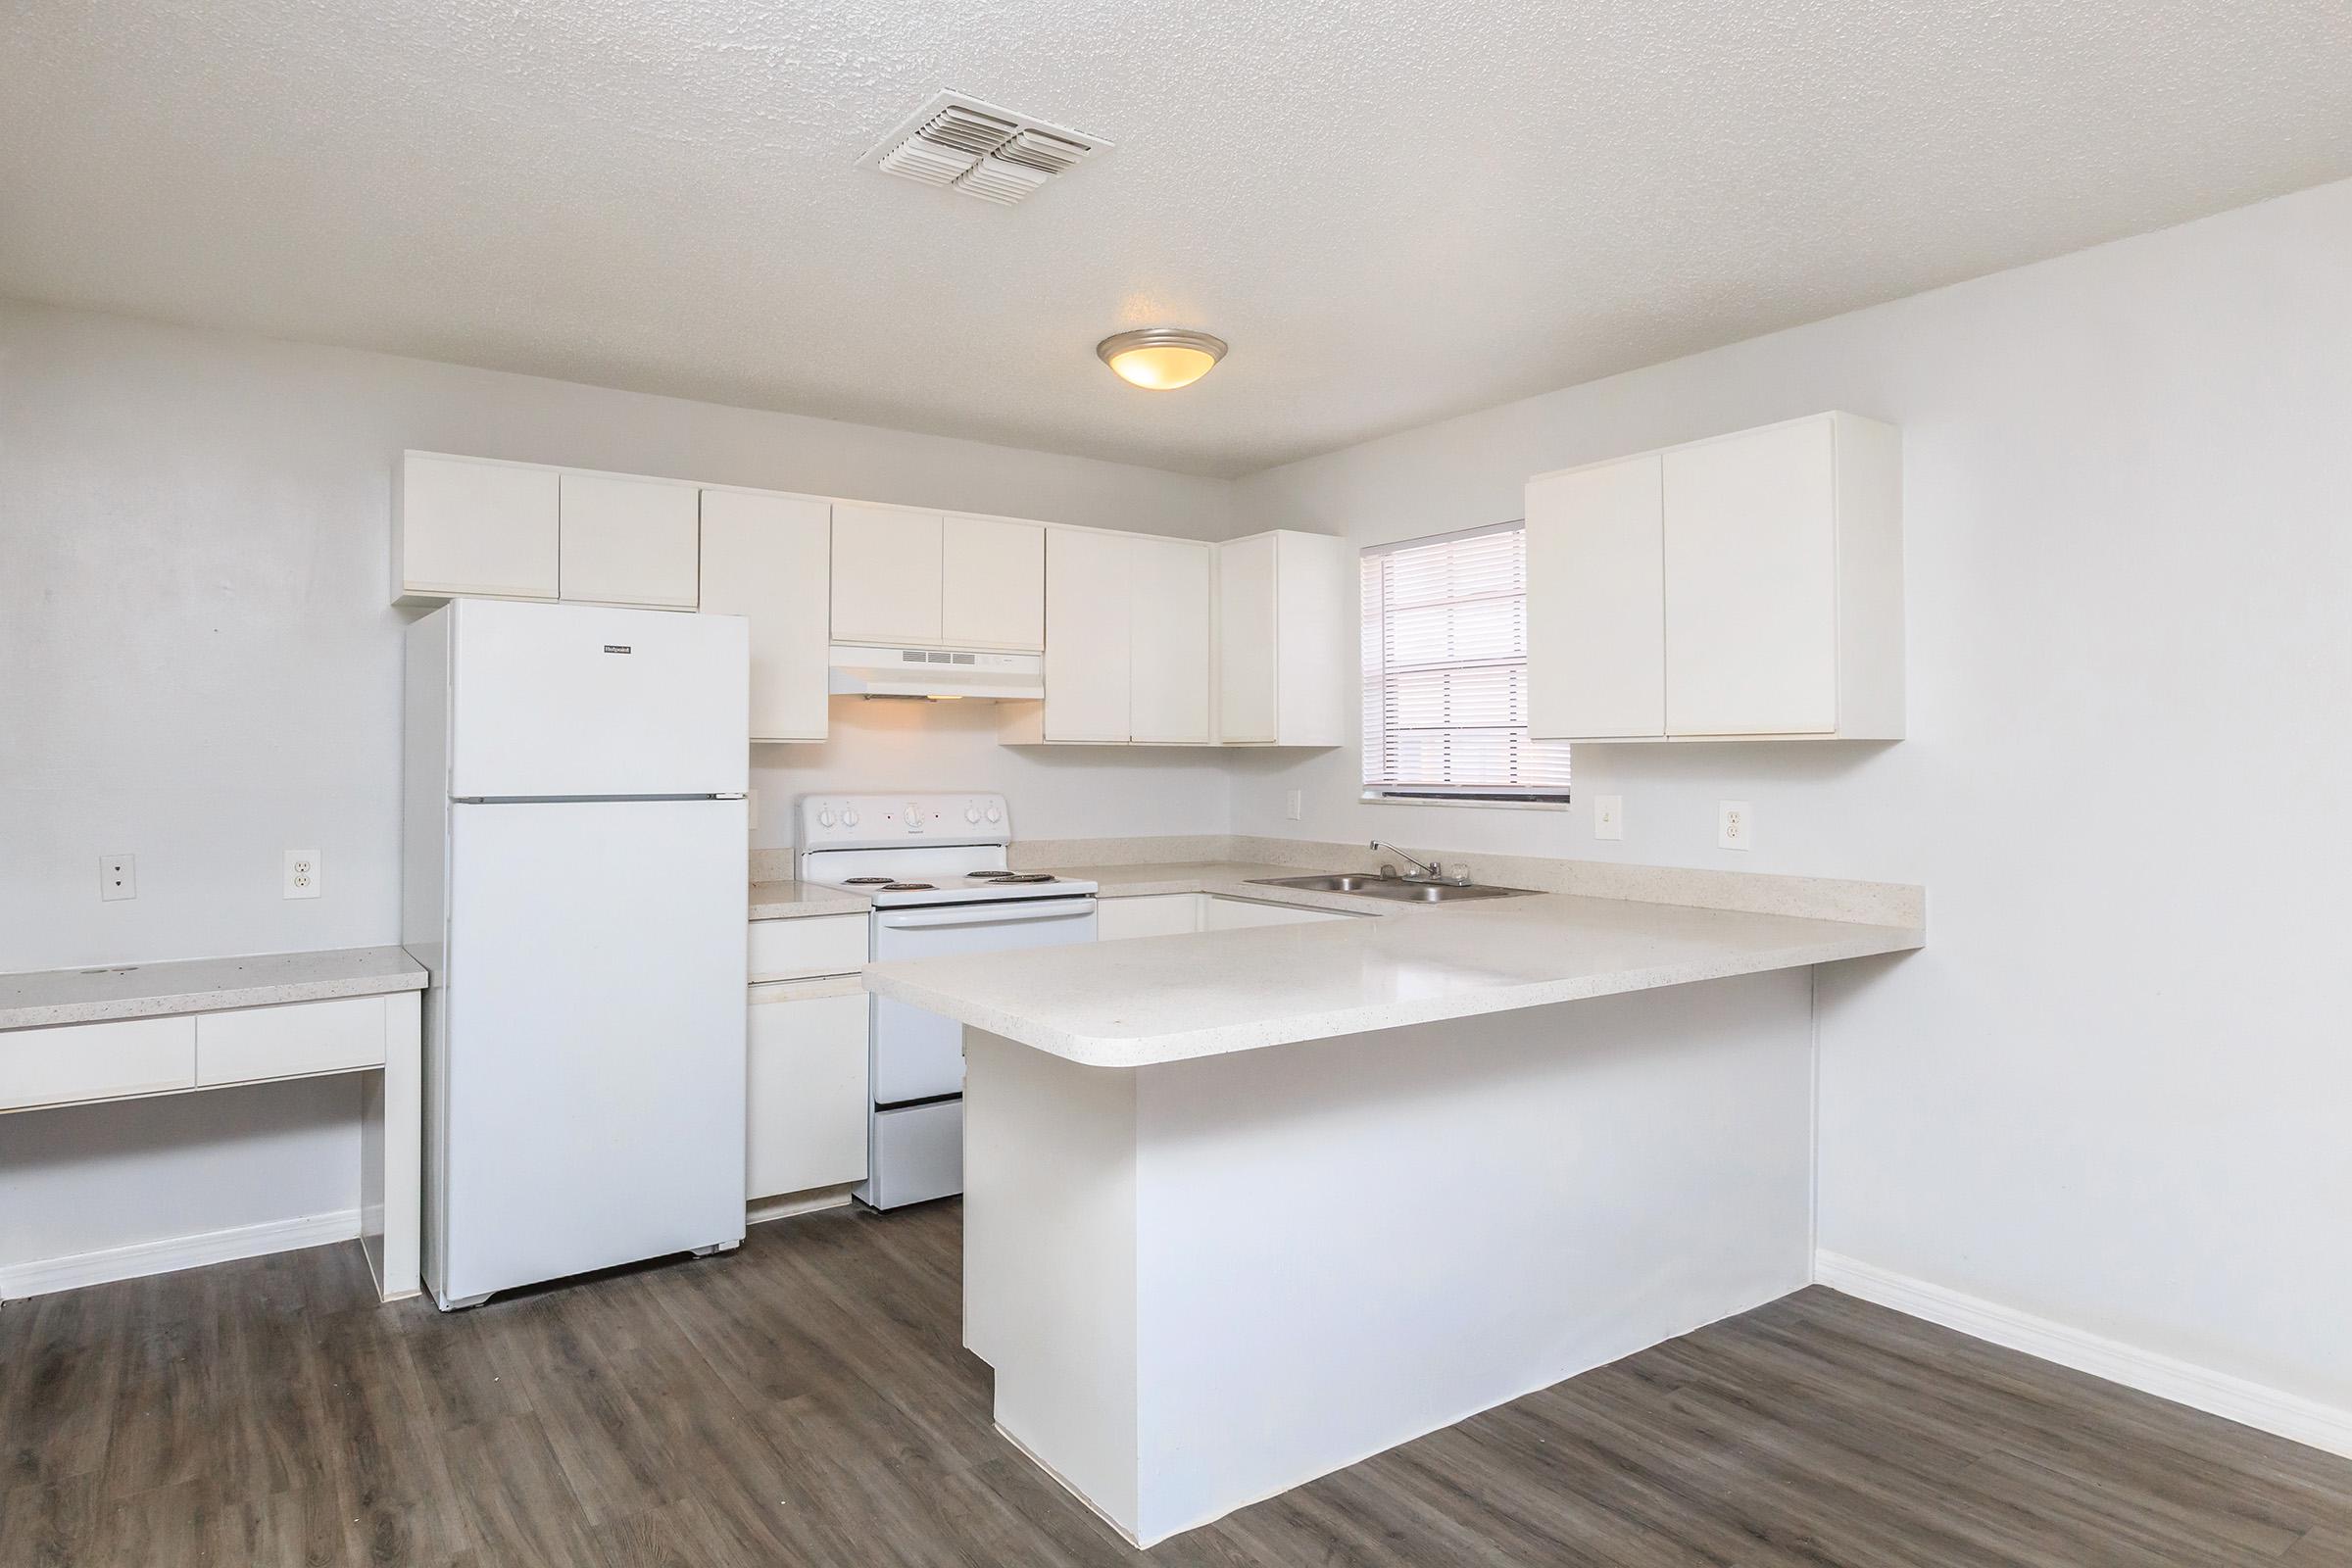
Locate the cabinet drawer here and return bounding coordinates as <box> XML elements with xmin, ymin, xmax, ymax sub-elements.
<box><xmin>748</xmin><ymin>914</ymin><xmax>868</xmax><ymax>982</ymax></box>
<box><xmin>0</xmin><ymin>1015</ymin><xmax>197</xmax><ymax>1112</ymax></box>
<box><xmin>747</xmin><ymin>979</ymin><xmax>869</xmax><ymax>1200</ymax></box>
<box><xmin>196</xmin><ymin>996</ymin><xmax>389</xmax><ymax>1087</ymax></box>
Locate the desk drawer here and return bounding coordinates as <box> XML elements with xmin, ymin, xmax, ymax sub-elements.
<box><xmin>748</xmin><ymin>913</ymin><xmax>867</xmax><ymax>982</ymax></box>
<box><xmin>0</xmin><ymin>1015</ymin><xmax>197</xmax><ymax>1111</ymax></box>
<box><xmin>197</xmin><ymin>995</ymin><xmax>389</xmax><ymax>1086</ymax></box>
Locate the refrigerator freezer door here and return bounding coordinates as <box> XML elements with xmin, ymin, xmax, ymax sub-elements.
<box><xmin>438</xmin><ymin>798</ymin><xmax>747</xmax><ymax>1304</ymax></box>
<box><xmin>448</xmin><ymin>599</ymin><xmax>748</xmax><ymax>800</ymax></box>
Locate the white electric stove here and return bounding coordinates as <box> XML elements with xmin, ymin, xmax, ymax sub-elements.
<box><xmin>797</xmin><ymin>794</ymin><xmax>1098</xmax><ymax>1208</ymax></box>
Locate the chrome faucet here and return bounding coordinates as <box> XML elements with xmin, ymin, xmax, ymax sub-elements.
<box><xmin>1369</xmin><ymin>841</ymin><xmax>1463</xmax><ymax>884</ymax></box>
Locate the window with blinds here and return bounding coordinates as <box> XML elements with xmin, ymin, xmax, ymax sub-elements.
<box><xmin>1360</xmin><ymin>523</ymin><xmax>1572</xmax><ymax>802</ymax></box>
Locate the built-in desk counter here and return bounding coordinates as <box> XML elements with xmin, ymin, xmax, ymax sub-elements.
<box><xmin>0</xmin><ymin>946</ymin><xmax>427</xmax><ymax>1301</ymax></box>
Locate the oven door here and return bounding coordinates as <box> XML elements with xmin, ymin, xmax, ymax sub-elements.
<box><xmin>868</xmin><ymin>897</ymin><xmax>1098</xmax><ymax>1105</ymax></box>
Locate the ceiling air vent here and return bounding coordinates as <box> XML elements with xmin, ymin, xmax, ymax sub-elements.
<box><xmin>860</xmin><ymin>90</ymin><xmax>1109</xmax><ymax>207</ymax></box>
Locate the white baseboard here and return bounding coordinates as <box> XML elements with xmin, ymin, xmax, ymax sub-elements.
<box><xmin>0</xmin><ymin>1208</ymin><xmax>363</xmax><ymax>1301</ymax></box>
<box><xmin>1815</xmin><ymin>1250</ymin><xmax>2352</xmax><ymax>1461</ymax></box>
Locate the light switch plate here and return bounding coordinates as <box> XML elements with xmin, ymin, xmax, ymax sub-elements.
<box><xmin>100</xmin><ymin>854</ymin><xmax>136</xmax><ymax>901</ymax></box>
<box><xmin>748</xmin><ymin>788</ymin><xmax>760</xmax><ymax>832</ymax></box>
<box><xmin>1592</xmin><ymin>795</ymin><xmax>1624</xmax><ymax>841</ymax></box>
<box><xmin>1285</xmin><ymin>789</ymin><xmax>1303</xmax><ymax>822</ymax></box>
<box><xmin>1717</xmin><ymin>801</ymin><xmax>1751</xmax><ymax>852</ymax></box>
<box><xmin>284</xmin><ymin>849</ymin><xmax>321</xmax><ymax>899</ymax></box>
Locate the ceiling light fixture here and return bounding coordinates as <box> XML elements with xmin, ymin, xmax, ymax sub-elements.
<box><xmin>1097</xmin><ymin>328</ymin><xmax>1227</xmax><ymax>390</ymax></box>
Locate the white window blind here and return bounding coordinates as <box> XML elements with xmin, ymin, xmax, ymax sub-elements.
<box><xmin>1360</xmin><ymin>523</ymin><xmax>1571</xmax><ymax>800</ymax></box>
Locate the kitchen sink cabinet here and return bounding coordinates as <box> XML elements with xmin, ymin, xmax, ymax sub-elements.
<box><xmin>1526</xmin><ymin>412</ymin><xmax>1902</xmax><ymax>742</ymax></box>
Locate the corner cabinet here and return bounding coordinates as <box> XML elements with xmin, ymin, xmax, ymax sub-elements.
<box><xmin>1215</xmin><ymin>530</ymin><xmax>1348</xmax><ymax>746</ymax></box>
<box><xmin>1526</xmin><ymin>412</ymin><xmax>1903</xmax><ymax>742</ymax></box>
<box><xmin>700</xmin><ymin>487</ymin><xmax>831</xmax><ymax>743</ymax></box>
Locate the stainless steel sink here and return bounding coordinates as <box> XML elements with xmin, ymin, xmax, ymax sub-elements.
<box><xmin>1247</xmin><ymin>873</ymin><xmax>1536</xmax><ymax>904</ymax></box>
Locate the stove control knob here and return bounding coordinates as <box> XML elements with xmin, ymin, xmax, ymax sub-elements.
<box><xmin>906</xmin><ymin>801</ymin><xmax>924</xmax><ymax>833</ymax></box>
<box><xmin>984</xmin><ymin>803</ymin><xmax>1003</xmax><ymax>823</ymax></box>
<box><xmin>841</xmin><ymin>807</ymin><xmax>858</xmax><ymax>828</ymax></box>
<box><xmin>964</xmin><ymin>805</ymin><xmax>981</xmax><ymax>824</ymax></box>
<box><xmin>817</xmin><ymin>807</ymin><xmax>836</xmax><ymax>829</ymax></box>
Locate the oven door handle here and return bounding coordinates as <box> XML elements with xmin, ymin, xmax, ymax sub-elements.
<box><xmin>874</xmin><ymin>898</ymin><xmax>1097</xmax><ymax>930</ymax></box>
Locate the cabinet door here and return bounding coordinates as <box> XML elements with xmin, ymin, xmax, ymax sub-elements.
<box><xmin>701</xmin><ymin>490</ymin><xmax>831</xmax><ymax>742</ymax></box>
<box><xmin>558</xmin><ymin>472</ymin><xmax>701</xmax><ymax>608</ymax></box>
<box><xmin>1216</xmin><ymin>534</ymin><xmax>1279</xmax><ymax>743</ymax></box>
<box><xmin>1043</xmin><ymin>528</ymin><xmax>1131</xmax><ymax>742</ymax></box>
<box><xmin>1096</xmin><ymin>893</ymin><xmax>1203</xmax><ymax>941</ymax></box>
<box><xmin>942</xmin><ymin>516</ymin><xmax>1045</xmax><ymax>651</ymax></box>
<box><xmin>1526</xmin><ymin>455</ymin><xmax>1666</xmax><ymax>739</ymax></box>
<box><xmin>1128</xmin><ymin>536</ymin><xmax>1212</xmax><ymax>744</ymax></box>
<box><xmin>1200</xmin><ymin>897</ymin><xmax>1353</xmax><ymax>930</ymax></box>
<box><xmin>397</xmin><ymin>453</ymin><xmax>559</xmax><ymax>602</ymax></box>
<box><xmin>831</xmin><ymin>504</ymin><xmax>944</xmax><ymax>645</ymax></box>
<box><xmin>746</xmin><ymin>982</ymin><xmax>870</xmax><ymax>1200</ymax></box>
<box><xmin>1663</xmin><ymin>418</ymin><xmax>1838</xmax><ymax>736</ymax></box>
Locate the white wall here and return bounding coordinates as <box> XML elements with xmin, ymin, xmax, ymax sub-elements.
<box><xmin>1230</xmin><ymin>177</ymin><xmax>2352</xmax><ymax>1410</ymax></box>
<box><xmin>0</xmin><ymin>299</ymin><xmax>1231</xmax><ymax>1276</ymax></box>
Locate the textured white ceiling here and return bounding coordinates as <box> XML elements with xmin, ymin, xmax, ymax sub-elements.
<box><xmin>5</xmin><ymin>1</ymin><xmax>2350</xmax><ymax>476</ymax></box>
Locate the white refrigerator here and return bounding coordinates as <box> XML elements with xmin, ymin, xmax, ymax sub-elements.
<box><xmin>405</xmin><ymin>598</ymin><xmax>749</xmax><ymax>1310</ymax></box>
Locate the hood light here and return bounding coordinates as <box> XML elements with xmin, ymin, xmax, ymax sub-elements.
<box><xmin>1097</xmin><ymin>328</ymin><xmax>1226</xmax><ymax>390</ymax></box>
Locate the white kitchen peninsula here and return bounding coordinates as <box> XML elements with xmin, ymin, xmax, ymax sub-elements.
<box><xmin>863</xmin><ymin>881</ymin><xmax>1924</xmax><ymax>1546</ymax></box>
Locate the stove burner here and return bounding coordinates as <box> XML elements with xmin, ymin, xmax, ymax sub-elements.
<box><xmin>966</xmin><ymin>870</ymin><xmax>1015</xmax><ymax>880</ymax></box>
<box><xmin>880</xmin><ymin>882</ymin><xmax>936</xmax><ymax>892</ymax></box>
<box><xmin>991</xmin><ymin>873</ymin><xmax>1056</xmax><ymax>884</ymax></box>
<box><xmin>842</xmin><ymin>876</ymin><xmax>895</xmax><ymax>885</ymax></box>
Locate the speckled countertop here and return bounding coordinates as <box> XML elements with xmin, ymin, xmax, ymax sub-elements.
<box><xmin>0</xmin><ymin>945</ymin><xmax>428</xmax><ymax>1031</ymax></box>
<box><xmin>861</xmin><ymin>873</ymin><xmax>1924</xmax><ymax>1068</ymax></box>
<box><xmin>748</xmin><ymin>879</ymin><xmax>872</xmax><ymax>920</ymax></box>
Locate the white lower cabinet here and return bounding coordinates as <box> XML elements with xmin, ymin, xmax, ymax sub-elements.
<box><xmin>1096</xmin><ymin>894</ymin><xmax>1204</xmax><ymax>941</ymax></box>
<box><xmin>1096</xmin><ymin>893</ymin><xmax>1360</xmax><ymax>938</ymax></box>
<box><xmin>746</xmin><ymin>978</ymin><xmax>869</xmax><ymax>1201</ymax></box>
<box><xmin>1201</xmin><ymin>896</ymin><xmax>1357</xmax><ymax>931</ymax></box>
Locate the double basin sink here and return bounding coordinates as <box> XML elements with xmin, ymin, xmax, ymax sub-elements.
<box><xmin>1247</xmin><ymin>872</ymin><xmax>1536</xmax><ymax>905</ymax></box>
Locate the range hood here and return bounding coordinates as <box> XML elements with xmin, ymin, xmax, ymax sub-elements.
<box><xmin>826</xmin><ymin>643</ymin><xmax>1044</xmax><ymax>701</ymax></box>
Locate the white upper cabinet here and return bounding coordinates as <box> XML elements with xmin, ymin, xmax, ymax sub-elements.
<box><xmin>1526</xmin><ymin>454</ymin><xmax>1666</xmax><ymax>739</ymax></box>
<box><xmin>1215</xmin><ymin>530</ymin><xmax>1348</xmax><ymax>747</ymax></box>
<box><xmin>830</xmin><ymin>504</ymin><xmax>945</xmax><ymax>645</ymax></box>
<box><xmin>558</xmin><ymin>471</ymin><xmax>701</xmax><ymax>609</ymax></box>
<box><xmin>942</xmin><ymin>515</ymin><xmax>1046</xmax><ymax>651</ymax></box>
<box><xmin>1032</xmin><ymin>527</ymin><xmax>1133</xmax><ymax>742</ymax></box>
<box><xmin>832</xmin><ymin>505</ymin><xmax>1051</xmax><ymax>652</ymax></box>
<box><xmin>1526</xmin><ymin>412</ymin><xmax>1903</xmax><ymax>742</ymax></box>
<box><xmin>699</xmin><ymin>488</ymin><xmax>831</xmax><ymax>743</ymax></box>
<box><xmin>1128</xmin><ymin>536</ymin><xmax>1213</xmax><ymax>744</ymax></box>
<box><xmin>396</xmin><ymin>453</ymin><xmax>560</xmax><ymax>605</ymax></box>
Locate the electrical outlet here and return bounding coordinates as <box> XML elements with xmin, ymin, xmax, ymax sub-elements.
<box><xmin>1592</xmin><ymin>795</ymin><xmax>1624</xmax><ymax>841</ymax></box>
<box><xmin>100</xmin><ymin>854</ymin><xmax>137</xmax><ymax>902</ymax></box>
<box><xmin>283</xmin><ymin>849</ymin><xmax>321</xmax><ymax>899</ymax></box>
<box><xmin>1717</xmin><ymin>801</ymin><xmax>1752</xmax><ymax>852</ymax></box>
<box><xmin>1284</xmin><ymin>789</ymin><xmax>1303</xmax><ymax>822</ymax></box>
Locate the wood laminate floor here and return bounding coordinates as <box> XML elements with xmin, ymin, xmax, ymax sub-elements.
<box><xmin>4</xmin><ymin>1200</ymin><xmax>2347</xmax><ymax>1566</ymax></box>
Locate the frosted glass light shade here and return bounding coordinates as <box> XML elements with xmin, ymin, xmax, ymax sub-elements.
<box><xmin>1097</xmin><ymin>328</ymin><xmax>1227</xmax><ymax>390</ymax></box>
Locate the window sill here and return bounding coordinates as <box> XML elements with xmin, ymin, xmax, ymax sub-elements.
<box><xmin>1359</xmin><ymin>792</ymin><xmax>1572</xmax><ymax>812</ymax></box>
